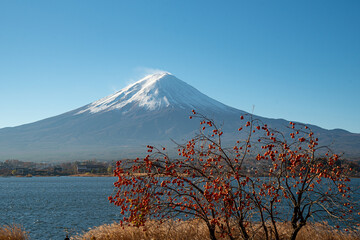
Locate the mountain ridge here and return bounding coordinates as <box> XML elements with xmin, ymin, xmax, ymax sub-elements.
<box><xmin>0</xmin><ymin>73</ymin><xmax>359</xmax><ymax>162</ymax></box>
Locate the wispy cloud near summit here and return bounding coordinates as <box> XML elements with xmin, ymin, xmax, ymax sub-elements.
<box><xmin>136</xmin><ymin>67</ymin><xmax>171</xmax><ymax>77</ymax></box>
<box><xmin>122</xmin><ymin>67</ymin><xmax>172</xmax><ymax>87</ymax></box>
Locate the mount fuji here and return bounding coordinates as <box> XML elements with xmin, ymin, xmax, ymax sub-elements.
<box><xmin>0</xmin><ymin>72</ymin><xmax>359</xmax><ymax>162</ymax></box>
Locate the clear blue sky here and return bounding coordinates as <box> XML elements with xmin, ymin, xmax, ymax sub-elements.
<box><xmin>0</xmin><ymin>0</ymin><xmax>359</xmax><ymax>133</ymax></box>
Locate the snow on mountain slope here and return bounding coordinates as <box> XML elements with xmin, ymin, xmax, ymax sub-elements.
<box><xmin>77</xmin><ymin>72</ymin><xmax>232</xmax><ymax>114</ymax></box>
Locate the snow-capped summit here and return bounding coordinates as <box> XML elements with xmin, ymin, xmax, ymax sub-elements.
<box><xmin>77</xmin><ymin>72</ymin><xmax>230</xmax><ymax>114</ymax></box>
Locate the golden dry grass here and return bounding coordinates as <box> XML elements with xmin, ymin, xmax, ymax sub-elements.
<box><xmin>0</xmin><ymin>224</ymin><xmax>28</xmax><ymax>240</ymax></box>
<box><xmin>72</xmin><ymin>219</ymin><xmax>209</xmax><ymax>240</ymax></box>
<box><xmin>71</xmin><ymin>219</ymin><xmax>360</xmax><ymax>240</ymax></box>
<box><xmin>252</xmin><ymin>222</ymin><xmax>360</xmax><ymax>240</ymax></box>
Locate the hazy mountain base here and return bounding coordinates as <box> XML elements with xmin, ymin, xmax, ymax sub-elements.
<box><xmin>72</xmin><ymin>219</ymin><xmax>360</xmax><ymax>240</ymax></box>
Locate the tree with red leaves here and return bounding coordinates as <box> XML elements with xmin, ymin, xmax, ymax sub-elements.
<box><xmin>109</xmin><ymin>111</ymin><xmax>359</xmax><ymax>240</ymax></box>
<box><xmin>242</xmin><ymin>119</ymin><xmax>357</xmax><ymax>240</ymax></box>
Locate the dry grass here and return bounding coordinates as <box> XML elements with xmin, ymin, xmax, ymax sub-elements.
<box><xmin>250</xmin><ymin>222</ymin><xmax>360</xmax><ymax>240</ymax></box>
<box><xmin>72</xmin><ymin>219</ymin><xmax>209</xmax><ymax>240</ymax></box>
<box><xmin>0</xmin><ymin>224</ymin><xmax>28</xmax><ymax>240</ymax></box>
<box><xmin>72</xmin><ymin>219</ymin><xmax>359</xmax><ymax>240</ymax></box>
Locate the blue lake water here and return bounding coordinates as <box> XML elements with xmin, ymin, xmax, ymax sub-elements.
<box><xmin>0</xmin><ymin>177</ymin><xmax>120</xmax><ymax>240</ymax></box>
<box><xmin>0</xmin><ymin>176</ymin><xmax>359</xmax><ymax>240</ymax></box>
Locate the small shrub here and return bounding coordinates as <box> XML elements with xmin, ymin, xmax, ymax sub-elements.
<box><xmin>0</xmin><ymin>224</ymin><xmax>28</xmax><ymax>240</ymax></box>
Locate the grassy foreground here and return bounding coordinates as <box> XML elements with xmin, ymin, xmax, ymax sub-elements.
<box><xmin>72</xmin><ymin>219</ymin><xmax>360</xmax><ymax>240</ymax></box>
<box><xmin>1</xmin><ymin>221</ymin><xmax>358</xmax><ymax>240</ymax></box>
<box><xmin>0</xmin><ymin>224</ymin><xmax>28</xmax><ymax>240</ymax></box>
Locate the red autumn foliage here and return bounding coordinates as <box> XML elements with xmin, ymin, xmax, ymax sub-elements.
<box><xmin>109</xmin><ymin>111</ymin><xmax>359</xmax><ymax>240</ymax></box>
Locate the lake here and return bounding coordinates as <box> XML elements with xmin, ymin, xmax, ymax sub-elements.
<box><xmin>1</xmin><ymin>176</ymin><xmax>359</xmax><ymax>240</ymax></box>
<box><xmin>0</xmin><ymin>176</ymin><xmax>120</xmax><ymax>240</ymax></box>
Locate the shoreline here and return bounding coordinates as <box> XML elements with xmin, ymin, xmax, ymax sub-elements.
<box><xmin>1</xmin><ymin>174</ymin><xmax>360</xmax><ymax>179</ymax></box>
<box><xmin>0</xmin><ymin>174</ymin><xmax>115</xmax><ymax>178</ymax></box>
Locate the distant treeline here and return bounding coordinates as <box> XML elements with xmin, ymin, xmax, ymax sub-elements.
<box><xmin>1</xmin><ymin>158</ymin><xmax>359</xmax><ymax>177</ymax></box>
<box><xmin>0</xmin><ymin>159</ymin><xmax>116</xmax><ymax>177</ymax></box>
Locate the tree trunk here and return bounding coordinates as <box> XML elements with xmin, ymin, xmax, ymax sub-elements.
<box><xmin>290</xmin><ymin>205</ymin><xmax>305</xmax><ymax>240</ymax></box>
<box><xmin>270</xmin><ymin>217</ymin><xmax>280</xmax><ymax>240</ymax></box>
<box><xmin>290</xmin><ymin>224</ymin><xmax>304</xmax><ymax>240</ymax></box>
<box><xmin>225</xmin><ymin>220</ymin><xmax>235</xmax><ymax>240</ymax></box>
<box><xmin>239</xmin><ymin>221</ymin><xmax>249</xmax><ymax>240</ymax></box>
<box><xmin>208</xmin><ymin>226</ymin><xmax>217</xmax><ymax>240</ymax></box>
<box><xmin>261</xmin><ymin>222</ymin><xmax>269</xmax><ymax>240</ymax></box>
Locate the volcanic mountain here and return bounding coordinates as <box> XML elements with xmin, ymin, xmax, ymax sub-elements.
<box><xmin>0</xmin><ymin>72</ymin><xmax>359</xmax><ymax>162</ymax></box>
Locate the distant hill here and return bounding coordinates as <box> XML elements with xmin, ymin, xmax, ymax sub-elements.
<box><xmin>0</xmin><ymin>72</ymin><xmax>359</xmax><ymax>162</ymax></box>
